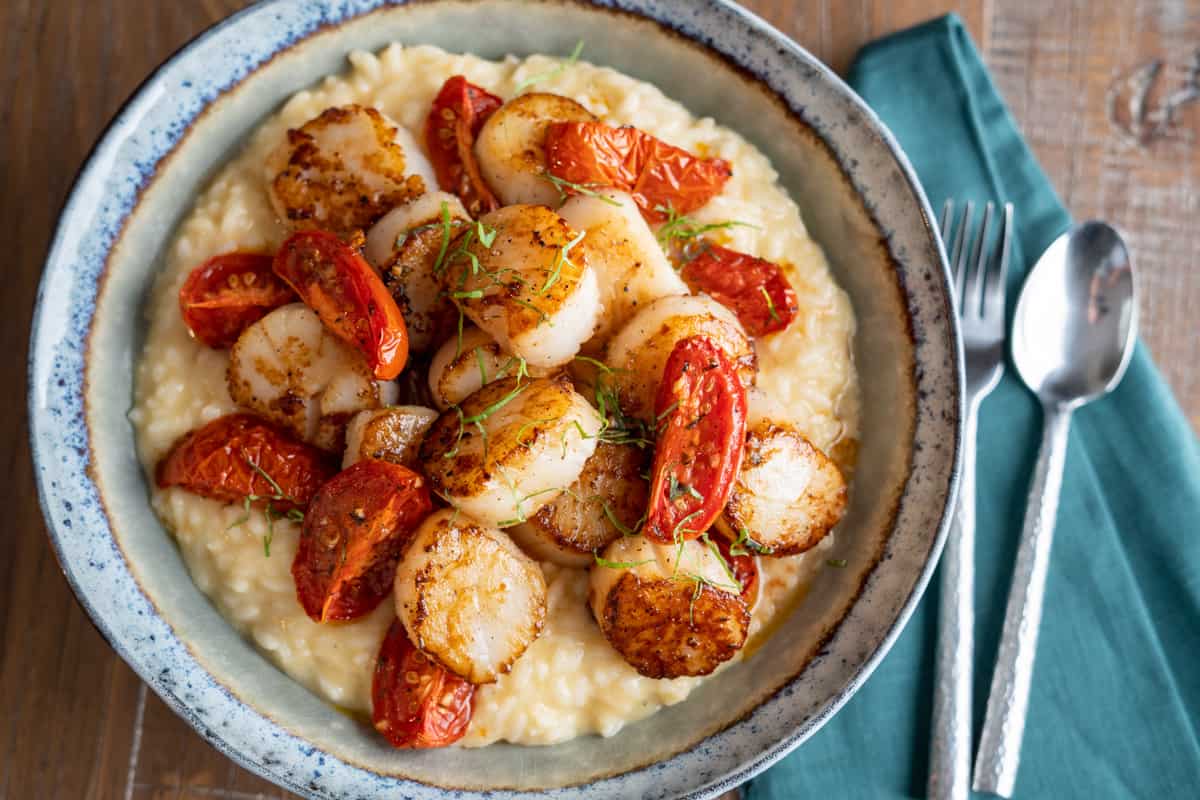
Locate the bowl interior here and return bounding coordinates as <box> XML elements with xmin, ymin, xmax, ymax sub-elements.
<box><xmin>33</xmin><ymin>1</ymin><xmax>958</xmax><ymax>798</ymax></box>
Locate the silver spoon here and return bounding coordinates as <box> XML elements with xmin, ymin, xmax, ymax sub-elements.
<box><xmin>973</xmin><ymin>221</ymin><xmax>1137</xmax><ymax>797</ymax></box>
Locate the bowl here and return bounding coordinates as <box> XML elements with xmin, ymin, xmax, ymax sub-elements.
<box><xmin>28</xmin><ymin>1</ymin><xmax>961</xmax><ymax>797</ymax></box>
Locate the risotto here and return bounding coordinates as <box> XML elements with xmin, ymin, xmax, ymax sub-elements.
<box><xmin>131</xmin><ymin>44</ymin><xmax>858</xmax><ymax>747</ymax></box>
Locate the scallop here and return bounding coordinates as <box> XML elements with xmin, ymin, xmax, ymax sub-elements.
<box><xmin>341</xmin><ymin>405</ymin><xmax>438</xmax><ymax>470</ymax></box>
<box><xmin>440</xmin><ymin>204</ymin><xmax>601</xmax><ymax>370</ymax></box>
<box><xmin>426</xmin><ymin>326</ymin><xmax>549</xmax><ymax>411</ymax></box>
<box><xmin>266</xmin><ymin>104</ymin><xmax>431</xmax><ymax>234</ymax></box>
<box><xmin>508</xmin><ymin>441</ymin><xmax>649</xmax><ymax>567</ymax></box>
<box><xmin>719</xmin><ymin>389</ymin><xmax>848</xmax><ymax>555</ymax></box>
<box><xmin>558</xmin><ymin>190</ymin><xmax>689</xmax><ymax>348</ymax></box>
<box><xmin>589</xmin><ymin>535</ymin><xmax>749</xmax><ymax>679</ymax></box>
<box><xmin>226</xmin><ymin>303</ymin><xmax>394</xmax><ymax>451</ymax></box>
<box><xmin>603</xmin><ymin>294</ymin><xmax>756</xmax><ymax>420</ymax></box>
<box><xmin>474</xmin><ymin>92</ymin><xmax>597</xmax><ymax>206</ymax></box>
<box><xmin>419</xmin><ymin>375</ymin><xmax>603</xmax><ymax>528</ymax></box>
<box><xmin>395</xmin><ymin>509</ymin><xmax>548</xmax><ymax>684</ymax></box>
<box><xmin>364</xmin><ymin>191</ymin><xmax>470</xmax><ymax>353</ymax></box>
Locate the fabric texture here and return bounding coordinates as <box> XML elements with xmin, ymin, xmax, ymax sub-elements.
<box><xmin>746</xmin><ymin>14</ymin><xmax>1200</xmax><ymax>800</ymax></box>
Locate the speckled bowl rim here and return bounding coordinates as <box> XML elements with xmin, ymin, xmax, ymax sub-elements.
<box><xmin>29</xmin><ymin>1</ymin><xmax>962</xmax><ymax>797</ymax></box>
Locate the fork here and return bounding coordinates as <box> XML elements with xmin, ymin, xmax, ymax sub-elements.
<box><xmin>928</xmin><ymin>201</ymin><xmax>1013</xmax><ymax>800</ymax></box>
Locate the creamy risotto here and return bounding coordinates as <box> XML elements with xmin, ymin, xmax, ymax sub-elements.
<box><xmin>132</xmin><ymin>44</ymin><xmax>858</xmax><ymax>747</ymax></box>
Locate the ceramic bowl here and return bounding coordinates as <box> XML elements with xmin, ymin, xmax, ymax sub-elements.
<box><xmin>29</xmin><ymin>1</ymin><xmax>960</xmax><ymax>797</ymax></box>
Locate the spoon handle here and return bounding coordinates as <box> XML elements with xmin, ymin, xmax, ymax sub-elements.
<box><xmin>973</xmin><ymin>403</ymin><xmax>1073</xmax><ymax>797</ymax></box>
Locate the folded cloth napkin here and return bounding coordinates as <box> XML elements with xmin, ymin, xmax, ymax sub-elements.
<box><xmin>745</xmin><ymin>14</ymin><xmax>1200</xmax><ymax>800</ymax></box>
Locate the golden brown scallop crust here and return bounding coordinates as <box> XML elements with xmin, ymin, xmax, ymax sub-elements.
<box><xmin>398</xmin><ymin>513</ymin><xmax>547</xmax><ymax>684</ymax></box>
<box><xmin>344</xmin><ymin>407</ymin><xmax>437</xmax><ymax>469</ymax></box>
<box><xmin>511</xmin><ymin>442</ymin><xmax>649</xmax><ymax>564</ymax></box>
<box><xmin>381</xmin><ymin>225</ymin><xmax>459</xmax><ymax>350</ymax></box>
<box><xmin>723</xmin><ymin>423</ymin><xmax>848</xmax><ymax>556</ymax></box>
<box><xmin>441</xmin><ymin>204</ymin><xmax>589</xmax><ymax>343</ymax></box>
<box><xmin>270</xmin><ymin>104</ymin><xmax>425</xmax><ymax>233</ymax></box>
<box><xmin>419</xmin><ymin>375</ymin><xmax>576</xmax><ymax>499</ymax></box>
<box><xmin>594</xmin><ymin>572</ymin><xmax>750</xmax><ymax>679</ymax></box>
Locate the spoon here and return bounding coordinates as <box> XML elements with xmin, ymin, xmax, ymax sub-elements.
<box><xmin>972</xmin><ymin>221</ymin><xmax>1137</xmax><ymax>797</ymax></box>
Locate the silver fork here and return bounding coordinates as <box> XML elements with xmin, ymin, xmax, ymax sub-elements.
<box><xmin>928</xmin><ymin>201</ymin><xmax>1013</xmax><ymax>800</ymax></box>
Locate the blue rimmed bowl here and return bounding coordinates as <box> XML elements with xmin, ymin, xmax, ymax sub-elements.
<box><xmin>29</xmin><ymin>1</ymin><xmax>960</xmax><ymax>797</ymax></box>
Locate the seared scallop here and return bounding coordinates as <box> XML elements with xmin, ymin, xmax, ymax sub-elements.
<box><xmin>508</xmin><ymin>441</ymin><xmax>649</xmax><ymax>567</ymax></box>
<box><xmin>558</xmin><ymin>191</ymin><xmax>689</xmax><ymax>348</ymax></box>
<box><xmin>267</xmin><ymin>104</ymin><xmax>431</xmax><ymax>234</ymax></box>
<box><xmin>474</xmin><ymin>92</ymin><xmax>597</xmax><ymax>206</ymax></box>
<box><xmin>718</xmin><ymin>390</ymin><xmax>848</xmax><ymax>555</ymax></box>
<box><xmin>364</xmin><ymin>191</ymin><xmax>470</xmax><ymax>353</ymax></box>
<box><xmin>604</xmin><ymin>294</ymin><xmax>756</xmax><ymax>420</ymax></box>
<box><xmin>420</xmin><ymin>375</ymin><xmax>602</xmax><ymax>528</ymax></box>
<box><xmin>395</xmin><ymin>509</ymin><xmax>548</xmax><ymax>684</ymax></box>
<box><xmin>589</xmin><ymin>535</ymin><xmax>749</xmax><ymax>679</ymax></box>
<box><xmin>341</xmin><ymin>405</ymin><xmax>438</xmax><ymax>469</ymax></box>
<box><xmin>227</xmin><ymin>303</ymin><xmax>395</xmax><ymax>451</ymax></box>
<box><xmin>426</xmin><ymin>326</ymin><xmax>547</xmax><ymax>411</ymax></box>
<box><xmin>441</xmin><ymin>204</ymin><xmax>601</xmax><ymax>370</ymax></box>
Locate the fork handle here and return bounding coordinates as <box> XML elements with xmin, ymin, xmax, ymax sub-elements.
<box><xmin>928</xmin><ymin>409</ymin><xmax>978</xmax><ymax>800</ymax></box>
<box><xmin>973</xmin><ymin>402</ymin><xmax>1073</xmax><ymax>797</ymax></box>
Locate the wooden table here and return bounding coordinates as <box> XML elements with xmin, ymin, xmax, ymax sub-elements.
<box><xmin>4</xmin><ymin>1</ymin><xmax>1197</xmax><ymax>797</ymax></box>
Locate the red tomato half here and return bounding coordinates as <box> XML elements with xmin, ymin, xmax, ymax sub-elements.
<box><xmin>545</xmin><ymin>121</ymin><xmax>732</xmax><ymax>222</ymax></box>
<box><xmin>372</xmin><ymin>619</ymin><xmax>475</xmax><ymax>749</ymax></box>
<box><xmin>292</xmin><ymin>460</ymin><xmax>432</xmax><ymax>623</ymax></box>
<box><xmin>178</xmin><ymin>253</ymin><xmax>295</xmax><ymax>348</ymax></box>
<box><xmin>273</xmin><ymin>230</ymin><xmax>409</xmax><ymax>380</ymax></box>
<box><xmin>424</xmin><ymin>76</ymin><xmax>503</xmax><ymax>217</ymax></box>
<box><xmin>155</xmin><ymin>414</ymin><xmax>335</xmax><ymax>509</ymax></box>
<box><xmin>644</xmin><ymin>337</ymin><xmax>747</xmax><ymax>543</ymax></box>
<box><xmin>680</xmin><ymin>244</ymin><xmax>799</xmax><ymax>337</ymax></box>
<box><xmin>713</xmin><ymin>534</ymin><xmax>760</xmax><ymax>609</ymax></box>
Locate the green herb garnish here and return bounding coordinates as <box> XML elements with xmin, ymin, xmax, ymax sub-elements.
<box><xmin>543</xmin><ymin>173</ymin><xmax>621</xmax><ymax>206</ymax></box>
<box><xmin>594</xmin><ymin>554</ymin><xmax>654</xmax><ymax>570</ymax></box>
<box><xmin>513</xmin><ymin>40</ymin><xmax>585</xmax><ymax>94</ymax></box>
<box><xmin>729</xmin><ymin>526</ymin><xmax>773</xmax><ymax>556</ymax></box>
<box><xmin>225</xmin><ymin>459</ymin><xmax>304</xmax><ymax>557</ymax></box>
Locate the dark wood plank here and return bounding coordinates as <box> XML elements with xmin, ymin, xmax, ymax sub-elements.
<box><xmin>3</xmin><ymin>2</ymin><xmax>1196</xmax><ymax>799</ymax></box>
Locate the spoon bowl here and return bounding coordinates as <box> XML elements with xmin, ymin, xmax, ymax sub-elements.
<box><xmin>1011</xmin><ymin>221</ymin><xmax>1137</xmax><ymax>407</ymax></box>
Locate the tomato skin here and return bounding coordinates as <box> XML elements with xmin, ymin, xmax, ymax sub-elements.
<box><xmin>292</xmin><ymin>460</ymin><xmax>432</xmax><ymax>623</ymax></box>
<box><xmin>178</xmin><ymin>253</ymin><xmax>295</xmax><ymax>348</ymax></box>
<box><xmin>372</xmin><ymin>619</ymin><xmax>475</xmax><ymax>748</ymax></box>
<box><xmin>155</xmin><ymin>414</ymin><xmax>335</xmax><ymax>509</ymax></box>
<box><xmin>680</xmin><ymin>244</ymin><xmax>799</xmax><ymax>337</ymax></box>
<box><xmin>273</xmin><ymin>230</ymin><xmax>409</xmax><ymax>380</ymax></box>
<box><xmin>545</xmin><ymin>121</ymin><xmax>732</xmax><ymax>222</ymax></box>
<box><xmin>424</xmin><ymin>76</ymin><xmax>503</xmax><ymax>216</ymax></box>
<box><xmin>644</xmin><ymin>337</ymin><xmax>748</xmax><ymax>544</ymax></box>
<box><xmin>713</xmin><ymin>534</ymin><xmax>760</xmax><ymax>608</ymax></box>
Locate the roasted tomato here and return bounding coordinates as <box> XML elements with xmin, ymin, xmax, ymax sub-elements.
<box><xmin>292</xmin><ymin>460</ymin><xmax>432</xmax><ymax>622</ymax></box>
<box><xmin>178</xmin><ymin>253</ymin><xmax>295</xmax><ymax>348</ymax></box>
<box><xmin>372</xmin><ymin>619</ymin><xmax>475</xmax><ymax>748</ymax></box>
<box><xmin>155</xmin><ymin>413</ymin><xmax>334</xmax><ymax>509</ymax></box>
<box><xmin>273</xmin><ymin>230</ymin><xmax>409</xmax><ymax>380</ymax></box>
<box><xmin>424</xmin><ymin>76</ymin><xmax>503</xmax><ymax>216</ymax></box>
<box><xmin>545</xmin><ymin>121</ymin><xmax>732</xmax><ymax>222</ymax></box>
<box><xmin>712</xmin><ymin>534</ymin><xmax>760</xmax><ymax>609</ymax></box>
<box><xmin>680</xmin><ymin>244</ymin><xmax>799</xmax><ymax>337</ymax></box>
<box><xmin>644</xmin><ymin>337</ymin><xmax>747</xmax><ymax>543</ymax></box>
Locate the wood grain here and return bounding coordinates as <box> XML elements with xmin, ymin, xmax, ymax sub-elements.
<box><xmin>3</xmin><ymin>1</ymin><xmax>1197</xmax><ymax>799</ymax></box>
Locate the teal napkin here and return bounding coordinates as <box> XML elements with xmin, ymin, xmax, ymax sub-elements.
<box><xmin>746</xmin><ymin>15</ymin><xmax>1200</xmax><ymax>800</ymax></box>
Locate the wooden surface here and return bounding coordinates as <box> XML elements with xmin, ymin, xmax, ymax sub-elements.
<box><xmin>3</xmin><ymin>1</ymin><xmax>1197</xmax><ymax>798</ymax></box>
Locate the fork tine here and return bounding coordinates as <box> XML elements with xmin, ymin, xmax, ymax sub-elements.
<box><xmin>951</xmin><ymin>201</ymin><xmax>974</xmax><ymax>301</ymax></box>
<box><xmin>982</xmin><ymin>203</ymin><xmax>1014</xmax><ymax>321</ymax></box>
<box><xmin>940</xmin><ymin>199</ymin><xmax>954</xmax><ymax>242</ymax></box>
<box><xmin>964</xmin><ymin>202</ymin><xmax>995</xmax><ymax>317</ymax></box>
